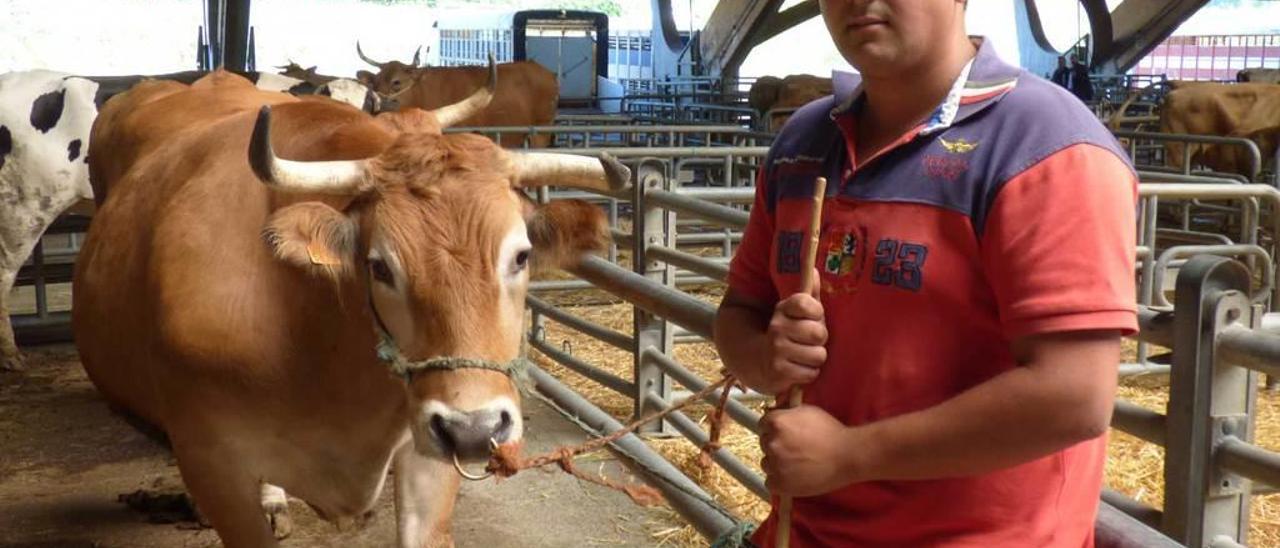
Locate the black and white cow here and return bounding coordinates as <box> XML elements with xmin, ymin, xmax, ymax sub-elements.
<box><xmin>0</xmin><ymin>68</ymin><xmax>384</xmax><ymax>371</ymax></box>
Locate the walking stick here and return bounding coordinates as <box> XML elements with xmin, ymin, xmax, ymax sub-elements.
<box><xmin>775</xmin><ymin>176</ymin><xmax>827</xmax><ymax>548</ymax></box>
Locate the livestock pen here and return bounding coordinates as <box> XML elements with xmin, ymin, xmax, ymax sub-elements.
<box><xmin>10</xmin><ymin>116</ymin><xmax>1280</xmax><ymax>546</ymax></box>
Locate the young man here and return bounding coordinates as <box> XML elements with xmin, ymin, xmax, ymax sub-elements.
<box><xmin>714</xmin><ymin>1</ymin><xmax>1137</xmax><ymax>546</ymax></box>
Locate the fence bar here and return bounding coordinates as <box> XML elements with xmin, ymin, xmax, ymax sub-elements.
<box><xmin>647</xmin><ymin>245</ymin><xmax>730</xmax><ymax>282</ymax></box>
<box><xmin>1218</xmin><ymin>325</ymin><xmax>1280</xmax><ymax>378</ymax></box>
<box><xmin>571</xmin><ymin>255</ymin><xmax>717</xmax><ymax>339</ymax></box>
<box><xmin>642</xmin><ymin>392</ymin><xmax>770</xmax><ymax>500</ymax></box>
<box><xmin>643</xmin><ymin>348</ymin><xmax>762</xmax><ymax>434</ymax></box>
<box><xmin>531</xmin><ymin>275</ymin><xmax>721</xmax><ymax>293</ymax></box>
<box><xmin>1101</xmin><ymin>489</ymin><xmax>1165</xmax><ymax>531</ymax></box>
<box><xmin>528</xmin><ymin>337</ymin><xmax>636</xmax><ymax>396</ymax></box>
<box><xmin>1096</xmin><ymin>501</ymin><xmax>1183</xmax><ymax>548</ymax></box>
<box><xmin>679</xmin><ymin>187</ymin><xmax>756</xmax><ymax>203</ymax></box>
<box><xmin>527</xmin><ymin>366</ymin><xmax>738</xmax><ymax>540</ymax></box>
<box><xmin>647</xmin><ymin>189</ymin><xmax>750</xmax><ymax>229</ymax></box>
<box><xmin>1112</xmin><ymin>400</ymin><xmax>1167</xmax><ymax>446</ymax></box>
<box><xmin>527</xmin><ymin>296</ymin><xmax>634</xmax><ymax>351</ymax></box>
<box><xmin>1217</xmin><ymin>436</ymin><xmax>1280</xmax><ymax>491</ymax></box>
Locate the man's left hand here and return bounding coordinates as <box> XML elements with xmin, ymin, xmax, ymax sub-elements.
<box><xmin>760</xmin><ymin>405</ymin><xmax>861</xmax><ymax>497</ymax></box>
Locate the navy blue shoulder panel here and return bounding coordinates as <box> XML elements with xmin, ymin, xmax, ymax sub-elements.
<box><xmin>966</xmin><ymin>72</ymin><xmax>1135</xmax><ymax>235</ymax></box>
<box><xmin>840</xmin><ymin>71</ymin><xmax>1134</xmax><ymax>235</ymax></box>
<box><xmin>762</xmin><ymin>95</ymin><xmax>845</xmax><ymax>213</ymax></box>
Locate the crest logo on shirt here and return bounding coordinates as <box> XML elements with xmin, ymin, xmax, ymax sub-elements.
<box><xmin>824</xmin><ymin>232</ymin><xmax>858</xmax><ymax>277</ymax></box>
<box><xmin>819</xmin><ymin>227</ymin><xmax>865</xmax><ymax>294</ymax></box>
<box><xmin>939</xmin><ymin>137</ymin><xmax>979</xmax><ymax>154</ymax></box>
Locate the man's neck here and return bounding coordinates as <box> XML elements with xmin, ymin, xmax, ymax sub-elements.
<box><xmin>858</xmin><ymin>36</ymin><xmax>978</xmax><ymax>145</ymax></box>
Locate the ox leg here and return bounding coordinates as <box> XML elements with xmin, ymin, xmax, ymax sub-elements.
<box><xmin>0</xmin><ymin>270</ymin><xmax>22</xmax><ymax>371</ymax></box>
<box><xmin>260</xmin><ymin>482</ymin><xmax>293</xmax><ymax>540</ymax></box>
<box><xmin>393</xmin><ymin>442</ymin><xmax>461</xmax><ymax>548</ymax></box>
<box><xmin>172</xmin><ymin>441</ymin><xmax>277</xmax><ymax>548</ymax></box>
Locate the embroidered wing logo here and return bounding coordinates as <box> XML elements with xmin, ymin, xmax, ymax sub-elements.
<box><xmin>939</xmin><ymin>137</ymin><xmax>978</xmax><ymax>154</ymax></box>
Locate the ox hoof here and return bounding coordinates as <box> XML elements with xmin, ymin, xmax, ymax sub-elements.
<box><xmin>1</xmin><ymin>353</ymin><xmax>24</xmax><ymax>372</ymax></box>
<box><xmin>267</xmin><ymin>507</ymin><xmax>294</xmax><ymax>539</ymax></box>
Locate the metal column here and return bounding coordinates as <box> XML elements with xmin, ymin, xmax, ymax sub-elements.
<box><xmin>1163</xmin><ymin>255</ymin><xmax>1256</xmax><ymax>546</ymax></box>
<box><xmin>632</xmin><ymin>161</ymin><xmax>672</xmax><ymax>433</ymax></box>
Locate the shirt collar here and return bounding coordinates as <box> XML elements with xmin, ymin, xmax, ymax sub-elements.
<box><xmin>828</xmin><ymin>37</ymin><xmax>1021</xmax><ymax>134</ymax></box>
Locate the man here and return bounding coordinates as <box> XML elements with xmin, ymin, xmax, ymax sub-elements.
<box><xmin>1052</xmin><ymin>56</ymin><xmax>1070</xmax><ymax>88</ymax></box>
<box><xmin>1070</xmin><ymin>54</ymin><xmax>1096</xmax><ymax>103</ymax></box>
<box><xmin>713</xmin><ymin>1</ymin><xmax>1137</xmax><ymax>547</ymax></box>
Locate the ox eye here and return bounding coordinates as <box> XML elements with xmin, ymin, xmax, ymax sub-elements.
<box><xmin>369</xmin><ymin>257</ymin><xmax>394</xmax><ymax>285</ymax></box>
<box><xmin>514</xmin><ymin>250</ymin><xmax>531</xmax><ymax>271</ymax></box>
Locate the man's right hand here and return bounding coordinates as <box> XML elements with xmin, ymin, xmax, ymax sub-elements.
<box><xmin>762</xmin><ymin>289</ymin><xmax>827</xmax><ymax>395</ymax></box>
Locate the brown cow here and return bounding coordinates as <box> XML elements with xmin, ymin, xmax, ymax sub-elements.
<box><xmin>74</xmin><ymin>66</ymin><xmax>628</xmax><ymax>547</ymax></box>
<box><xmin>1158</xmin><ymin>82</ymin><xmax>1280</xmax><ymax>178</ymax></box>
<box><xmin>355</xmin><ymin>44</ymin><xmax>558</xmax><ymax>147</ymax></box>
<box><xmin>748</xmin><ymin>74</ymin><xmax>833</xmax><ymax>132</ymax></box>
<box><xmin>1238</xmin><ymin>68</ymin><xmax>1280</xmax><ymax>84</ymax></box>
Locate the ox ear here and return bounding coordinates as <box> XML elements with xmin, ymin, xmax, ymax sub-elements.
<box><xmin>357</xmin><ymin>70</ymin><xmax>376</xmax><ymax>86</ymax></box>
<box><xmin>263</xmin><ymin>202</ymin><xmax>358</xmax><ymax>281</ymax></box>
<box><xmin>525</xmin><ymin>199</ymin><xmax>609</xmax><ymax>272</ymax></box>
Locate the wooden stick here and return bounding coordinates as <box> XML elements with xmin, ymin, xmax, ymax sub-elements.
<box><xmin>775</xmin><ymin>176</ymin><xmax>827</xmax><ymax>548</ymax></box>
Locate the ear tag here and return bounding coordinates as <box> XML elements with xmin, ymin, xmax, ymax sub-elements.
<box><xmin>307</xmin><ymin>242</ymin><xmax>342</xmax><ymax>266</ymax></box>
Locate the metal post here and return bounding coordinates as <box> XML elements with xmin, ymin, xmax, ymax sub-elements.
<box><xmin>632</xmin><ymin>161</ymin><xmax>672</xmax><ymax>433</ymax></box>
<box><xmin>1162</xmin><ymin>255</ymin><xmax>1256</xmax><ymax>546</ymax></box>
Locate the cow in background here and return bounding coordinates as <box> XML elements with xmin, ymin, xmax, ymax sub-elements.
<box><xmin>748</xmin><ymin>74</ymin><xmax>833</xmax><ymax>132</ymax></box>
<box><xmin>1238</xmin><ymin>68</ymin><xmax>1280</xmax><ymax>84</ymax></box>
<box><xmin>354</xmin><ymin>43</ymin><xmax>558</xmax><ymax>147</ymax></box>
<box><xmin>1159</xmin><ymin>82</ymin><xmax>1280</xmax><ymax>178</ymax></box>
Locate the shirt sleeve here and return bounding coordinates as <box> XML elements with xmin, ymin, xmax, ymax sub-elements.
<box><xmin>727</xmin><ymin>166</ymin><xmax>780</xmax><ymax>304</ymax></box>
<box><xmin>981</xmin><ymin>143</ymin><xmax>1138</xmax><ymax>340</ymax></box>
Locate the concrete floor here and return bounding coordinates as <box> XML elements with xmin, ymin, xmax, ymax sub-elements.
<box><xmin>0</xmin><ymin>344</ymin><xmax>672</xmax><ymax>547</ymax></box>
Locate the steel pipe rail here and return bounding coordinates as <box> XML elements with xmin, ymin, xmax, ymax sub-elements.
<box><xmin>570</xmin><ymin>255</ymin><xmax>717</xmax><ymax>340</ymax></box>
<box><xmin>1217</xmin><ymin>324</ymin><xmax>1280</xmax><ymax>379</ymax></box>
<box><xmin>643</xmin><ymin>348</ymin><xmax>761</xmax><ymax>434</ymax></box>
<box><xmin>642</xmin><ymin>392</ymin><xmax>769</xmax><ymax>500</ymax></box>
<box><xmin>677</xmin><ymin>187</ymin><xmax>756</xmax><ymax>203</ymax></box>
<box><xmin>1118</xmin><ymin>131</ymin><xmax>1263</xmax><ymax>181</ymax></box>
<box><xmin>527</xmin><ymin>366</ymin><xmax>739</xmax><ymax>540</ymax></box>
<box><xmin>1150</xmin><ymin>245</ymin><xmax>1273</xmax><ymax>309</ymax></box>
<box><xmin>531</xmin><ymin>275</ymin><xmax>722</xmax><ymax>293</ymax></box>
<box><xmin>1217</xmin><ymin>436</ymin><xmax>1280</xmax><ymax>499</ymax></box>
<box><xmin>647</xmin><ymin>189</ymin><xmax>750</xmax><ymax>229</ymax></box>
<box><xmin>1111</xmin><ymin>400</ymin><xmax>1167</xmax><ymax>446</ymax></box>
<box><xmin>646</xmin><ymin>245</ymin><xmax>730</xmax><ymax>282</ymax></box>
<box><xmin>528</xmin><ymin>296</ymin><xmax>634</xmax><ymax>351</ymax></box>
<box><xmin>529</xmin><ymin>337</ymin><xmax>636</xmax><ymax>397</ymax></box>
<box><xmin>1095</xmin><ymin>501</ymin><xmax>1182</xmax><ymax>548</ymax></box>
<box><xmin>1101</xmin><ymin>489</ymin><xmax>1164</xmax><ymax>531</ymax></box>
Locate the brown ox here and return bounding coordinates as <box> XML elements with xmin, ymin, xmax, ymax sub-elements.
<box><xmin>73</xmin><ymin>65</ymin><xmax>627</xmax><ymax>547</ymax></box>
<box><xmin>1158</xmin><ymin>82</ymin><xmax>1280</xmax><ymax>178</ymax></box>
<box><xmin>1238</xmin><ymin>68</ymin><xmax>1280</xmax><ymax>84</ymax></box>
<box><xmin>354</xmin><ymin>44</ymin><xmax>558</xmax><ymax>147</ymax></box>
<box><xmin>748</xmin><ymin>74</ymin><xmax>833</xmax><ymax>132</ymax></box>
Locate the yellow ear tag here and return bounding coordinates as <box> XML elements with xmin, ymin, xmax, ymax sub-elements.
<box><xmin>306</xmin><ymin>242</ymin><xmax>342</xmax><ymax>266</ymax></box>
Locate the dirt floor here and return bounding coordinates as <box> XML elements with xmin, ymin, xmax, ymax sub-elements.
<box><xmin>0</xmin><ymin>344</ymin><xmax>678</xmax><ymax>548</ymax></box>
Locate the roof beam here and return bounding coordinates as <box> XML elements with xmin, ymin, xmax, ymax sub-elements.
<box><xmin>699</xmin><ymin>0</ymin><xmax>785</xmax><ymax>76</ymax></box>
<box><xmin>750</xmin><ymin>0</ymin><xmax>820</xmax><ymax>48</ymax></box>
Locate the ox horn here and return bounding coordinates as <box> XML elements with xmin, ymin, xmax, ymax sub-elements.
<box><xmin>356</xmin><ymin>41</ymin><xmax>388</xmax><ymax>68</ymax></box>
<box><xmin>248</xmin><ymin>106</ymin><xmax>369</xmax><ymax>194</ymax></box>
<box><xmin>412</xmin><ymin>45</ymin><xmax>423</xmax><ymax>67</ymax></box>
<box><xmin>429</xmin><ymin>53</ymin><xmax>497</xmax><ymax>128</ymax></box>
<box><xmin>508</xmin><ymin>151</ymin><xmax>632</xmax><ymax>193</ymax></box>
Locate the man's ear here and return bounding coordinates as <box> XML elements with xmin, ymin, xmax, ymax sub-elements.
<box><xmin>262</xmin><ymin>202</ymin><xmax>357</xmax><ymax>281</ymax></box>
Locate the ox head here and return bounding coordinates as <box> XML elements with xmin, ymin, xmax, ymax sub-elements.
<box><xmin>251</xmin><ymin>66</ymin><xmax>629</xmax><ymax>464</ymax></box>
<box><xmin>355</xmin><ymin>41</ymin><xmax>427</xmax><ymax>96</ymax></box>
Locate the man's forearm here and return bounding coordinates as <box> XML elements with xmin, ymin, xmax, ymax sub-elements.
<box><xmin>842</xmin><ymin>356</ymin><xmax>1116</xmax><ymax>483</ymax></box>
<box><xmin>713</xmin><ymin>303</ymin><xmax>774</xmax><ymax>394</ymax></box>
